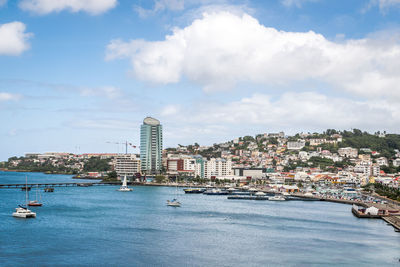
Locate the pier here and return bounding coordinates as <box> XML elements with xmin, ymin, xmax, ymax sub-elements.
<box><xmin>0</xmin><ymin>182</ymin><xmax>120</xmax><ymax>189</ymax></box>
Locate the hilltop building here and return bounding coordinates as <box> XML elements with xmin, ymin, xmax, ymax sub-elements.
<box><xmin>140</xmin><ymin>117</ymin><xmax>163</xmax><ymax>174</ymax></box>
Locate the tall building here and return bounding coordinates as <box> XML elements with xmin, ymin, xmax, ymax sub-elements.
<box><xmin>140</xmin><ymin>117</ymin><xmax>163</xmax><ymax>174</ymax></box>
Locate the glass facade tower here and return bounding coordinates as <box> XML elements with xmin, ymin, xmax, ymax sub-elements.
<box><xmin>140</xmin><ymin>117</ymin><xmax>163</xmax><ymax>174</ymax></box>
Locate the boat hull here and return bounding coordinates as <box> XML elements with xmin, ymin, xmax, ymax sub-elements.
<box><xmin>28</xmin><ymin>203</ymin><xmax>42</xmax><ymax>206</ymax></box>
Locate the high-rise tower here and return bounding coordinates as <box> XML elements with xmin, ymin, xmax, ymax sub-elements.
<box><xmin>140</xmin><ymin>117</ymin><xmax>163</xmax><ymax>174</ymax></box>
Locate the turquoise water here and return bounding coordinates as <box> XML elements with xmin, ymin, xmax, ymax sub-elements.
<box><xmin>0</xmin><ymin>172</ymin><xmax>399</xmax><ymax>266</ymax></box>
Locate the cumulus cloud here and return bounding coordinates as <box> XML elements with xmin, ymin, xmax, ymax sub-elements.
<box><xmin>19</xmin><ymin>0</ymin><xmax>117</xmax><ymax>15</ymax></box>
<box><xmin>106</xmin><ymin>12</ymin><xmax>400</xmax><ymax>98</ymax></box>
<box><xmin>0</xmin><ymin>92</ymin><xmax>22</xmax><ymax>101</ymax></box>
<box><xmin>160</xmin><ymin>92</ymin><xmax>400</xmax><ymax>144</ymax></box>
<box><xmin>0</xmin><ymin>22</ymin><xmax>33</xmax><ymax>56</ymax></box>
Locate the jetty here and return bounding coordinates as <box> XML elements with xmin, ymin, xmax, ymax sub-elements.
<box><xmin>0</xmin><ymin>182</ymin><xmax>120</xmax><ymax>189</ymax></box>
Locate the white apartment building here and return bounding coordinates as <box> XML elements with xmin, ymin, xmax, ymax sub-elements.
<box><xmin>309</xmin><ymin>139</ymin><xmax>326</xmax><ymax>146</ymax></box>
<box><xmin>354</xmin><ymin>161</ymin><xmax>380</xmax><ymax>177</ymax></box>
<box><xmin>115</xmin><ymin>154</ymin><xmax>140</xmax><ymax>178</ymax></box>
<box><xmin>393</xmin><ymin>158</ymin><xmax>400</xmax><ymax>167</ymax></box>
<box><xmin>376</xmin><ymin>157</ymin><xmax>388</xmax><ymax>166</ymax></box>
<box><xmin>338</xmin><ymin>147</ymin><xmax>358</xmax><ymax>158</ymax></box>
<box><xmin>287</xmin><ymin>140</ymin><xmax>306</xmax><ymax>150</ymax></box>
<box><xmin>183</xmin><ymin>158</ymin><xmax>196</xmax><ymax>172</ymax></box>
<box><xmin>203</xmin><ymin>158</ymin><xmax>233</xmax><ymax>179</ymax></box>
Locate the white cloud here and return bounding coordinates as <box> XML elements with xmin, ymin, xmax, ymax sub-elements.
<box><xmin>0</xmin><ymin>92</ymin><xmax>22</xmax><ymax>101</ymax></box>
<box><xmin>160</xmin><ymin>92</ymin><xmax>400</xmax><ymax>145</ymax></box>
<box><xmin>0</xmin><ymin>22</ymin><xmax>32</xmax><ymax>56</ymax></box>
<box><xmin>281</xmin><ymin>0</ymin><xmax>319</xmax><ymax>8</ymax></box>
<box><xmin>19</xmin><ymin>0</ymin><xmax>117</xmax><ymax>15</ymax></box>
<box><xmin>106</xmin><ymin>11</ymin><xmax>400</xmax><ymax>98</ymax></box>
<box><xmin>0</xmin><ymin>0</ymin><xmax>7</xmax><ymax>7</ymax></box>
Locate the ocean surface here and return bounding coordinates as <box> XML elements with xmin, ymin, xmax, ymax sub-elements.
<box><xmin>0</xmin><ymin>171</ymin><xmax>399</xmax><ymax>266</ymax></box>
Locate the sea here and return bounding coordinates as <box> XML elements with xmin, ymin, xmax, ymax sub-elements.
<box><xmin>0</xmin><ymin>171</ymin><xmax>399</xmax><ymax>266</ymax></box>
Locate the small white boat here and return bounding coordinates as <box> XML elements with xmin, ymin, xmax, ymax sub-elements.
<box><xmin>255</xmin><ymin>191</ymin><xmax>266</xmax><ymax>196</ymax></box>
<box><xmin>117</xmin><ymin>175</ymin><xmax>133</xmax><ymax>192</ymax></box>
<box><xmin>167</xmin><ymin>182</ymin><xmax>181</xmax><ymax>207</ymax></box>
<box><xmin>13</xmin><ymin>176</ymin><xmax>36</xmax><ymax>218</ymax></box>
<box><xmin>13</xmin><ymin>206</ymin><xmax>36</xmax><ymax>218</ymax></box>
<box><xmin>268</xmin><ymin>195</ymin><xmax>286</xmax><ymax>201</ymax></box>
<box><xmin>167</xmin><ymin>199</ymin><xmax>181</xmax><ymax>207</ymax></box>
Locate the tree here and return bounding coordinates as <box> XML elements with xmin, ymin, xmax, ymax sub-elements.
<box><xmin>83</xmin><ymin>157</ymin><xmax>111</xmax><ymax>172</ymax></box>
<box><xmin>107</xmin><ymin>171</ymin><xmax>118</xmax><ymax>179</ymax></box>
<box><xmin>155</xmin><ymin>175</ymin><xmax>165</xmax><ymax>183</ymax></box>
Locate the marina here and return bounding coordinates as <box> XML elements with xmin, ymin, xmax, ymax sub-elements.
<box><xmin>1</xmin><ymin>181</ymin><xmax>400</xmax><ymax>266</ymax></box>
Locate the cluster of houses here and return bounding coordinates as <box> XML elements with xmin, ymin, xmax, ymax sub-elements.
<box><xmin>4</xmin><ymin>131</ymin><xmax>400</xmax><ymax>190</ymax></box>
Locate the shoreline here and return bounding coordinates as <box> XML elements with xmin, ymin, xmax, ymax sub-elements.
<box><xmin>0</xmin><ymin>168</ymin><xmax>75</xmax><ymax>175</ymax></box>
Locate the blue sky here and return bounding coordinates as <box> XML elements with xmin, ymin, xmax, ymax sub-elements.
<box><xmin>1</xmin><ymin>0</ymin><xmax>400</xmax><ymax>160</ymax></box>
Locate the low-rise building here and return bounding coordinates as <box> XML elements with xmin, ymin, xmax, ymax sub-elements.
<box><xmin>338</xmin><ymin>147</ymin><xmax>358</xmax><ymax>158</ymax></box>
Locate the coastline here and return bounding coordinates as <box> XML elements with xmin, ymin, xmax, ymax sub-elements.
<box><xmin>0</xmin><ymin>168</ymin><xmax>75</xmax><ymax>175</ymax></box>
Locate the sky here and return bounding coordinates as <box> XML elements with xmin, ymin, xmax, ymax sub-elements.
<box><xmin>1</xmin><ymin>0</ymin><xmax>400</xmax><ymax>160</ymax></box>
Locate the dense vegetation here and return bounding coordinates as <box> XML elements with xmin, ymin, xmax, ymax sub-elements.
<box><xmin>83</xmin><ymin>157</ymin><xmax>111</xmax><ymax>172</ymax></box>
<box><xmin>3</xmin><ymin>157</ymin><xmax>78</xmax><ymax>174</ymax></box>
<box><xmin>364</xmin><ymin>183</ymin><xmax>400</xmax><ymax>202</ymax></box>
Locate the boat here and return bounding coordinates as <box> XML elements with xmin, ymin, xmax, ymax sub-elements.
<box><xmin>44</xmin><ymin>187</ymin><xmax>54</xmax><ymax>192</ymax></box>
<box><xmin>167</xmin><ymin>198</ymin><xmax>181</xmax><ymax>207</ymax></box>
<box><xmin>255</xmin><ymin>191</ymin><xmax>266</xmax><ymax>196</ymax></box>
<box><xmin>28</xmin><ymin>185</ymin><xmax>42</xmax><ymax>206</ymax></box>
<box><xmin>117</xmin><ymin>175</ymin><xmax>133</xmax><ymax>192</ymax></box>
<box><xmin>227</xmin><ymin>187</ymin><xmax>238</xmax><ymax>193</ymax></box>
<box><xmin>203</xmin><ymin>189</ymin><xmax>229</xmax><ymax>195</ymax></box>
<box><xmin>77</xmin><ymin>183</ymin><xmax>93</xmax><ymax>187</ymax></box>
<box><xmin>13</xmin><ymin>176</ymin><xmax>36</xmax><ymax>218</ymax></box>
<box><xmin>268</xmin><ymin>195</ymin><xmax>286</xmax><ymax>201</ymax></box>
<box><xmin>13</xmin><ymin>205</ymin><xmax>36</xmax><ymax>218</ymax></box>
<box><xmin>167</xmin><ymin>183</ymin><xmax>181</xmax><ymax>207</ymax></box>
<box><xmin>183</xmin><ymin>188</ymin><xmax>205</xmax><ymax>194</ymax></box>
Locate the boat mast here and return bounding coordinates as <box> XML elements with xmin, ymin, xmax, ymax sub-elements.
<box><xmin>25</xmin><ymin>176</ymin><xmax>28</xmax><ymax>206</ymax></box>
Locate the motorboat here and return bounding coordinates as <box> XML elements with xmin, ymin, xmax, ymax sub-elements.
<box><xmin>203</xmin><ymin>189</ymin><xmax>229</xmax><ymax>195</ymax></box>
<box><xmin>167</xmin><ymin>199</ymin><xmax>181</xmax><ymax>207</ymax></box>
<box><xmin>268</xmin><ymin>195</ymin><xmax>286</xmax><ymax>201</ymax></box>
<box><xmin>184</xmin><ymin>188</ymin><xmax>205</xmax><ymax>194</ymax></box>
<box><xmin>255</xmin><ymin>191</ymin><xmax>266</xmax><ymax>196</ymax></box>
<box><xmin>13</xmin><ymin>205</ymin><xmax>36</xmax><ymax>218</ymax></box>
<box><xmin>118</xmin><ymin>175</ymin><xmax>133</xmax><ymax>192</ymax></box>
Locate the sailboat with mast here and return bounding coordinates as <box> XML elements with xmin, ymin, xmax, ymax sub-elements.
<box><xmin>28</xmin><ymin>185</ymin><xmax>43</xmax><ymax>206</ymax></box>
<box><xmin>12</xmin><ymin>176</ymin><xmax>36</xmax><ymax>218</ymax></box>
<box><xmin>117</xmin><ymin>175</ymin><xmax>133</xmax><ymax>192</ymax></box>
<box><xmin>167</xmin><ymin>179</ymin><xmax>181</xmax><ymax>207</ymax></box>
